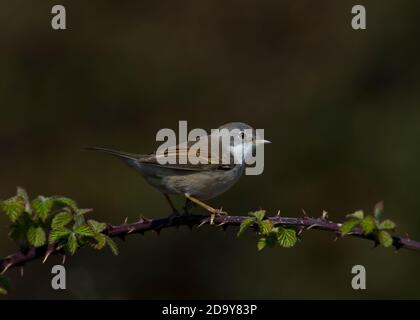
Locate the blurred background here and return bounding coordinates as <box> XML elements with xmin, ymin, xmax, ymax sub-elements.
<box><xmin>1</xmin><ymin>0</ymin><xmax>420</xmax><ymax>299</ymax></box>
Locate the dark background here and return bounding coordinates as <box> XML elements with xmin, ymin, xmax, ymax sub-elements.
<box><xmin>1</xmin><ymin>0</ymin><xmax>420</xmax><ymax>299</ymax></box>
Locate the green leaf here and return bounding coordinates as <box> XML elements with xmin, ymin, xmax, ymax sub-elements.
<box><xmin>67</xmin><ymin>233</ymin><xmax>78</xmax><ymax>255</ymax></box>
<box><xmin>76</xmin><ymin>208</ymin><xmax>93</xmax><ymax>215</ymax></box>
<box><xmin>87</xmin><ymin>219</ymin><xmax>106</xmax><ymax>233</ymax></box>
<box><xmin>360</xmin><ymin>215</ymin><xmax>376</xmax><ymax>234</ymax></box>
<box><xmin>48</xmin><ymin>227</ymin><xmax>71</xmax><ymax>243</ymax></box>
<box><xmin>9</xmin><ymin>212</ymin><xmax>33</xmax><ymax>241</ymax></box>
<box><xmin>92</xmin><ymin>234</ymin><xmax>107</xmax><ymax>250</ymax></box>
<box><xmin>374</xmin><ymin>201</ymin><xmax>384</xmax><ymax>222</ymax></box>
<box><xmin>53</xmin><ymin>197</ymin><xmax>78</xmax><ymax>211</ymax></box>
<box><xmin>250</xmin><ymin>210</ymin><xmax>265</xmax><ymax>221</ymax></box>
<box><xmin>17</xmin><ymin>187</ymin><xmax>29</xmax><ymax>201</ymax></box>
<box><xmin>340</xmin><ymin>218</ymin><xmax>360</xmax><ymax>235</ymax></box>
<box><xmin>346</xmin><ymin>210</ymin><xmax>364</xmax><ymax>220</ymax></box>
<box><xmin>0</xmin><ymin>196</ymin><xmax>26</xmax><ymax>222</ymax></box>
<box><xmin>51</xmin><ymin>212</ymin><xmax>73</xmax><ymax>229</ymax></box>
<box><xmin>17</xmin><ymin>187</ymin><xmax>31</xmax><ymax>213</ymax></box>
<box><xmin>105</xmin><ymin>236</ymin><xmax>119</xmax><ymax>255</ymax></box>
<box><xmin>265</xmin><ymin>232</ymin><xmax>278</xmax><ymax>248</ymax></box>
<box><xmin>277</xmin><ymin>227</ymin><xmax>297</xmax><ymax>248</ymax></box>
<box><xmin>27</xmin><ymin>226</ymin><xmax>46</xmax><ymax>247</ymax></box>
<box><xmin>378</xmin><ymin>230</ymin><xmax>393</xmax><ymax>248</ymax></box>
<box><xmin>258</xmin><ymin>220</ymin><xmax>273</xmax><ymax>235</ymax></box>
<box><xmin>0</xmin><ymin>275</ymin><xmax>11</xmax><ymax>294</ymax></box>
<box><xmin>378</xmin><ymin>219</ymin><xmax>396</xmax><ymax>231</ymax></box>
<box><xmin>257</xmin><ymin>237</ymin><xmax>266</xmax><ymax>251</ymax></box>
<box><xmin>74</xmin><ymin>224</ymin><xmax>95</xmax><ymax>237</ymax></box>
<box><xmin>9</xmin><ymin>223</ymin><xmax>25</xmax><ymax>241</ymax></box>
<box><xmin>73</xmin><ymin>214</ymin><xmax>85</xmax><ymax>228</ymax></box>
<box><xmin>31</xmin><ymin>196</ymin><xmax>53</xmax><ymax>221</ymax></box>
<box><xmin>9</xmin><ymin>213</ymin><xmax>31</xmax><ymax>242</ymax></box>
<box><xmin>237</xmin><ymin>218</ymin><xmax>254</xmax><ymax>237</ymax></box>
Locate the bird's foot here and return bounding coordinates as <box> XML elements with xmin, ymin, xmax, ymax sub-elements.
<box><xmin>184</xmin><ymin>194</ymin><xmax>227</xmax><ymax>224</ymax></box>
<box><xmin>167</xmin><ymin>210</ymin><xmax>181</xmax><ymax>225</ymax></box>
<box><xmin>209</xmin><ymin>207</ymin><xmax>227</xmax><ymax>225</ymax></box>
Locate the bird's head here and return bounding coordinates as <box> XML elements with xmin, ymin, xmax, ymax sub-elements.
<box><xmin>217</xmin><ymin>122</ymin><xmax>271</xmax><ymax>164</ymax></box>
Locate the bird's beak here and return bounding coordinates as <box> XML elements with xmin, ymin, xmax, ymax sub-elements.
<box><xmin>255</xmin><ymin>139</ymin><xmax>271</xmax><ymax>145</ymax></box>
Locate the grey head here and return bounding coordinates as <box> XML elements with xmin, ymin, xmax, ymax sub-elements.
<box><xmin>216</xmin><ymin>122</ymin><xmax>270</xmax><ymax>163</ymax></box>
<box><xmin>218</xmin><ymin>122</ymin><xmax>253</xmax><ymax>131</ymax></box>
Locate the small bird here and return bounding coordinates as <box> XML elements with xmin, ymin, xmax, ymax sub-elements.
<box><xmin>87</xmin><ymin>122</ymin><xmax>270</xmax><ymax>218</ymax></box>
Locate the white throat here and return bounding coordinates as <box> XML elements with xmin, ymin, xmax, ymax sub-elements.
<box><xmin>230</xmin><ymin>142</ymin><xmax>253</xmax><ymax>165</ymax></box>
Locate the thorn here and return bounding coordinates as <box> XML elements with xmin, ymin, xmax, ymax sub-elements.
<box><xmin>1</xmin><ymin>263</ymin><xmax>12</xmax><ymax>275</ymax></box>
<box><xmin>198</xmin><ymin>218</ymin><xmax>209</xmax><ymax>228</ymax></box>
<box><xmin>62</xmin><ymin>255</ymin><xmax>66</xmax><ymax>265</ymax></box>
<box><xmin>405</xmin><ymin>233</ymin><xmax>410</xmax><ymax>240</ymax></box>
<box><xmin>138</xmin><ymin>215</ymin><xmax>150</xmax><ymax>223</ymax></box>
<box><xmin>277</xmin><ymin>210</ymin><xmax>281</xmax><ymax>216</ymax></box>
<box><xmin>217</xmin><ymin>221</ymin><xmax>227</xmax><ymax>227</ymax></box>
<box><xmin>302</xmin><ymin>209</ymin><xmax>308</xmax><ymax>218</ymax></box>
<box><xmin>127</xmin><ymin>227</ymin><xmax>136</xmax><ymax>234</ymax></box>
<box><xmin>124</xmin><ymin>217</ymin><xmax>128</xmax><ymax>224</ymax></box>
<box><xmin>42</xmin><ymin>250</ymin><xmax>52</xmax><ymax>264</ymax></box>
<box><xmin>20</xmin><ymin>266</ymin><xmax>24</xmax><ymax>277</ymax></box>
<box><xmin>321</xmin><ymin>210</ymin><xmax>328</xmax><ymax>220</ymax></box>
<box><xmin>297</xmin><ymin>227</ymin><xmax>305</xmax><ymax>237</ymax></box>
<box><xmin>306</xmin><ymin>224</ymin><xmax>319</xmax><ymax>230</ymax></box>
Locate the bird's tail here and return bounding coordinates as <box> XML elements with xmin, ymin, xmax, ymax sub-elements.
<box><xmin>85</xmin><ymin>146</ymin><xmax>139</xmax><ymax>161</ymax></box>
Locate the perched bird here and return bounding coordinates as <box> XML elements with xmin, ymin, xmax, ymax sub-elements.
<box><xmin>87</xmin><ymin>122</ymin><xmax>270</xmax><ymax>218</ymax></box>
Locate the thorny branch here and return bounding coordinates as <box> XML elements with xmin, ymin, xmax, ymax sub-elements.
<box><xmin>1</xmin><ymin>213</ymin><xmax>420</xmax><ymax>274</ymax></box>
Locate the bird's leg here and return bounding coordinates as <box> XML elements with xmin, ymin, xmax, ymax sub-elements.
<box><xmin>183</xmin><ymin>198</ymin><xmax>194</xmax><ymax>215</ymax></box>
<box><xmin>163</xmin><ymin>194</ymin><xmax>180</xmax><ymax>222</ymax></box>
<box><xmin>184</xmin><ymin>194</ymin><xmax>226</xmax><ymax>224</ymax></box>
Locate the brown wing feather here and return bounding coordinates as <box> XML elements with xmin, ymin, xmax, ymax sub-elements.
<box><xmin>139</xmin><ymin>139</ymin><xmax>234</xmax><ymax>171</ymax></box>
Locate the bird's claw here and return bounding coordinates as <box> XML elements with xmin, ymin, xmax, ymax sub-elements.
<box><xmin>167</xmin><ymin>211</ymin><xmax>181</xmax><ymax>225</ymax></box>
<box><xmin>209</xmin><ymin>207</ymin><xmax>227</xmax><ymax>224</ymax></box>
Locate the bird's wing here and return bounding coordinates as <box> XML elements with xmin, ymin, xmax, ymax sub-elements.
<box><xmin>139</xmin><ymin>140</ymin><xmax>235</xmax><ymax>172</ymax></box>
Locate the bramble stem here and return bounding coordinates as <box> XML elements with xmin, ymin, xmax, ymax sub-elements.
<box><xmin>1</xmin><ymin>213</ymin><xmax>420</xmax><ymax>274</ymax></box>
